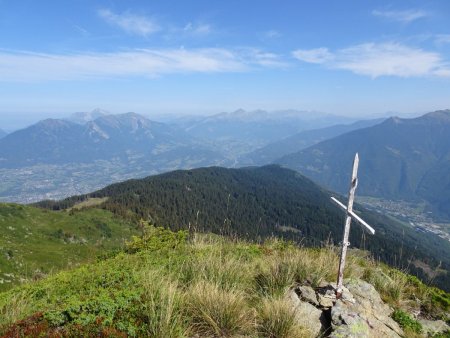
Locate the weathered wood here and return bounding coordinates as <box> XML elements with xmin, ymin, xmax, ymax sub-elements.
<box><xmin>331</xmin><ymin>197</ymin><xmax>375</xmax><ymax>235</ymax></box>
<box><xmin>333</xmin><ymin>153</ymin><xmax>376</xmax><ymax>298</ymax></box>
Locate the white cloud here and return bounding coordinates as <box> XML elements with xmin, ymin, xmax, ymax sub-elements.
<box><xmin>98</xmin><ymin>9</ymin><xmax>159</xmax><ymax>36</ymax></box>
<box><xmin>264</xmin><ymin>30</ymin><xmax>281</xmax><ymax>39</ymax></box>
<box><xmin>292</xmin><ymin>48</ymin><xmax>333</xmax><ymax>64</ymax></box>
<box><xmin>292</xmin><ymin>43</ymin><xmax>450</xmax><ymax>78</ymax></box>
<box><xmin>241</xmin><ymin>49</ymin><xmax>287</xmax><ymax>68</ymax></box>
<box><xmin>183</xmin><ymin>22</ymin><xmax>211</xmax><ymax>35</ymax></box>
<box><xmin>435</xmin><ymin>34</ymin><xmax>450</xmax><ymax>45</ymax></box>
<box><xmin>0</xmin><ymin>48</ymin><xmax>285</xmax><ymax>82</ymax></box>
<box><xmin>372</xmin><ymin>9</ymin><xmax>428</xmax><ymax>23</ymax></box>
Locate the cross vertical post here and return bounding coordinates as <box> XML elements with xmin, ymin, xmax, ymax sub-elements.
<box><xmin>331</xmin><ymin>153</ymin><xmax>375</xmax><ymax>298</ymax></box>
<box><xmin>336</xmin><ymin>153</ymin><xmax>359</xmax><ymax>298</ymax></box>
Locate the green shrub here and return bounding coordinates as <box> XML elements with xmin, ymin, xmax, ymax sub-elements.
<box><xmin>392</xmin><ymin>309</ymin><xmax>422</xmax><ymax>333</ymax></box>
<box><xmin>126</xmin><ymin>224</ymin><xmax>187</xmax><ymax>254</ymax></box>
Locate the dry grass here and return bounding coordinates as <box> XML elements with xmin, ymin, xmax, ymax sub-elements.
<box><xmin>0</xmin><ymin>293</ymin><xmax>31</xmax><ymax>327</ymax></box>
<box><xmin>257</xmin><ymin>297</ymin><xmax>312</xmax><ymax>338</ymax></box>
<box><xmin>140</xmin><ymin>273</ymin><xmax>188</xmax><ymax>338</ymax></box>
<box><xmin>363</xmin><ymin>267</ymin><xmax>409</xmax><ymax>304</ymax></box>
<box><xmin>186</xmin><ymin>281</ymin><xmax>254</xmax><ymax>337</ymax></box>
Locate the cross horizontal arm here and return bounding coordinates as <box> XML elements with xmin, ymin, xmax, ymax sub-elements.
<box><xmin>331</xmin><ymin>197</ymin><xmax>375</xmax><ymax>235</ymax></box>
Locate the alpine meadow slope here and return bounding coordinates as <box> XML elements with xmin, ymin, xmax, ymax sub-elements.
<box><xmin>0</xmin><ymin>203</ymin><xmax>137</xmax><ymax>291</ymax></box>
<box><xmin>277</xmin><ymin>110</ymin><xmax>450</xmax><ymax>220</ymax></box>
<box><xmin>36</xmin><ymin>165</ymin><xmax>450</xmax><ymax>291</ymax></box>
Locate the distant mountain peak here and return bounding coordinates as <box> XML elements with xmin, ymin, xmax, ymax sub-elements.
<box><xmin>36</xmin><ymin>118</ymin><xmax>75</xmax><ymax>130</ymax></box>
<box><xmin>423</xmin><ymin>109</ymin><xmax>450</xmax><ymax>122</ymax></box>
<box><xmin>67</xmin><ymin>109</ymin><xmax>109</xmax><ymax>124</ymax></box>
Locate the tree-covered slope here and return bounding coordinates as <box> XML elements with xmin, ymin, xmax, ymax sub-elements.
<box><xmin>36</xmin><ymin>165</ymin><xmax>450</xmax><ymax>290</ymax></box>
<box><xmin>0</xmin><ymin>203</ymin><xmax>137</xmax><ymax>291</ymax></box>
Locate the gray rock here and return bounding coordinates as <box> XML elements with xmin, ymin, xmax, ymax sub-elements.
<box><xmin>318</xmin><ymin>293</ymin><xmax>335</xmax><ymax>308</ymax></box>
<box><xmin>298</xmin><ymin>285</ymin><xmax>319</xmax><ymax>306</ymax></box>
<box><xmin>419</xmin><ymin>319</ymin><xmax>449</xmax><ymax>336</ymax></box>
<box><xmin>287</xmin><ymin>288</ymin><xmax>323</xmax><ymax>337</ymax></box>
<box><xmin>329</xmin><ymin>279</ymin><xmax>403</xmax><ymax>338</ymax></box>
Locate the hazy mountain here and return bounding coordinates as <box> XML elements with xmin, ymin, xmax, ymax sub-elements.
<box><xmin>178</xmin><ymin>109</ymin><xmax>355</xmax><ymax>155</ymax></box>
<box><xmin>66</xmin><ymin>108</ymin><xmax>109</xmax><ymax>124</ymax></box>
<box><xmin>0</xmin><ymin>129</ymin><xmax>7</xmax><ymax>139</ymax></box>
<box><xmin>0</xmin><ymin>112</ymin><xmax>222</xmax><ymax>167</ymax></box>
<box><xmin>277</xmin><ymin>110</ymin><xmax>450</xmax><ymax>219</ymax></box>
<box><xmin>0</xmin><ymin>113</ymin><xmax>228</xmax><ymax>202</ymax></box>
<box><xmin>240</xmin><ymin>118</ymin><xmax>385</xmax><ymax>166</ymax></box>
<box><xmin>37</xmin><ymin>165</ymin><xmax>450</xmax><ymax>291</ymax></box>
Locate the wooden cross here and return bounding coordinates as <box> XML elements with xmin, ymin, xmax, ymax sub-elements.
<box><xmin>331</xmin><ymin>153</ymin><xmax>375</xmax><ymax>298</ymax></box>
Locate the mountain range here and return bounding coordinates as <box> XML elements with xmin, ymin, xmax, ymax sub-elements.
<box><xmin>240</xmin><ymin>118</ymin><xmax>385</xmax><ymax>166</ymax></box>
<box><xmin>0</xmin><ymin>109</ymin><xmax>358</xmax><ymax>202</ymax></box>
<box><xmin>277</xmin><ymin>110</ymin><xmax>450</xmax><ymax>219</ymax></box>
<box><xmin>0</xmin><ymin>129</ymin><xmax>7</xmax><ymax>139</ymax></box>
<box><xmin>174</xmin><ymin>109</ymin><xmax>354</xmax><ymax>155</ymax></box>
<box><xmin>0</xmin><ymin>112</ymin><xmax>221</xmax><ymax>167</ymax></box>
<box><xmin>0</xmin><ymin>112</ymin><xmax>230</xmax><ymax>202</ymax></box>
<box><xmin>37</xmin><ymin>165</ymin><xmax>450</xmax><ymax>291</ymax></box>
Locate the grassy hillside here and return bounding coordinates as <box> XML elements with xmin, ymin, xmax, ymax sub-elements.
<box><xmin>0</xmin><ymin>228</ymin><xmax>448</xmax><ymax>337</ymax></box>
<box><xmin>0</xmin><ymin>203</ymin><xmax>137</xmax><ymax>291</ymax></box>
<box><xmin>36</xmin><ymin>165</ymin><xmax>450</xmax><ymax>291</ymax></box>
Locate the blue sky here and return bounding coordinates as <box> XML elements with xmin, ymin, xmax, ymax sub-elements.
<box><xmin>1</xmin><ymin>0</ymin><xmax>450</xmax><ymax>128</ymax></box>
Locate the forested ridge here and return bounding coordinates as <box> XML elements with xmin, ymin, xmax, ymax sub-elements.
<box><xmin>36</xmin><ymin>165</ymin><xmax>450</xmax><ymax>291</ymax></box>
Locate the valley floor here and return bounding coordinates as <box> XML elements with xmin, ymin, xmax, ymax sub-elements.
<box><xmin>359</xmin><ymin>196</ymin><xmax>450</xmax><ymax>242</ymax></box>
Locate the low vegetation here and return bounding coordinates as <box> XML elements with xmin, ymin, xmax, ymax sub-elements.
<box><xmin>0</xmin><ymin>203</ymin><xmax>137</xmax><ymax>291</ymax></box>
<box><xmin>0</xmin><ymin>224</ymin><xmax>448</xmax><ymax>337</ymax></box>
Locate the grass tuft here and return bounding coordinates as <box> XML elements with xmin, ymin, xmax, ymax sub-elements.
<box><xmin>257</xmin><ymin>296</ymin><xmax>311</xmax><ymax>338</ymax></box>
<box><xmin>186</xmin><ymin>281</ymin><xmax>253</xmax><ymax>337</ymax></box>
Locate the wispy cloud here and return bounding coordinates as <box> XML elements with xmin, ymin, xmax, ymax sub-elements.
<box><xmin>293</xmin><ymin>43</ymin><xmax>450</xmax><ymax>78</ymax></box>
<box><xmin>241</xmin><ymin>48</ymin><xmax>288</xmax><ymax>68</ymax></box>
<box><xmin>372</xmin><ymin>9</ymin><xmax>428</xmax><ymax>23</ymax></box>
<box><xmin>292</xmin><ymin>48</ymin><xmax>333</xmax><ymax>64</ymax></box>
<box><xmin>0</xmin><ymin>48</ymin><xmax>285</xmax><ymax>82</ymax></box>
<box><xmin>435</xmin><ymin>34</ymin><xmax>450</xmax><ymax>45</ymax></box>
<box><xmin>264</xmin><ymin>30</ymin><xmax>281</xmax><ymax>39</ymax></box>
<box><xmin>183</xmin><ymin>22</ymin><xmax>211</xmax><ymax>35</ymax></box>
<box><xmin>98</xmin><ymin>9</ymin><xmax>160</xmax><ymax>36</ymax></box>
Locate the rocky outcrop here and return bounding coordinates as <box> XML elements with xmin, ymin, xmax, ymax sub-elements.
<box><xmin>288</xmin><ymin>278</ymin><xmax>404</xmax><ymax>337</ymax></box>
<box><xmin>330</xmin><ymin>279</ymin><xmax>403</xmax><ymax>338</ymax></box>
<box><xmin>418</xmin><ymin>319</ymin><xmax>449</xmax><ymax>336</ymax></box>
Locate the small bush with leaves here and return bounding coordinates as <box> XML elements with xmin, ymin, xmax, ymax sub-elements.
<box><xmin>392</xmin><ymin>309</ymin><xmax>422</xmax><ymax>333</ymax></box>
<box><xmin>126</xmin><ymin>223</ymin><xmax>187</xmax><ymax>254</ymax></box>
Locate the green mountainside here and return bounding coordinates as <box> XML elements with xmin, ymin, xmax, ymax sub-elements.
<box><xmin>36</xmin><ymin>165</ymin><xmax>450</xmax><ymax>291</ymax></box>
<box><xmin>0</xmin><ymin>230</ymin><xmax>448</xmax><ymax>337</ymax></box>
<box><xmin>277</xmin><ymin>110</ymin><xmax>450</xmax><ymax>219</ymax></box>
<box><xmin>0</xmin><ymin>203</ymin><xmax>137</xmax><ymax>291</ymax></box>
